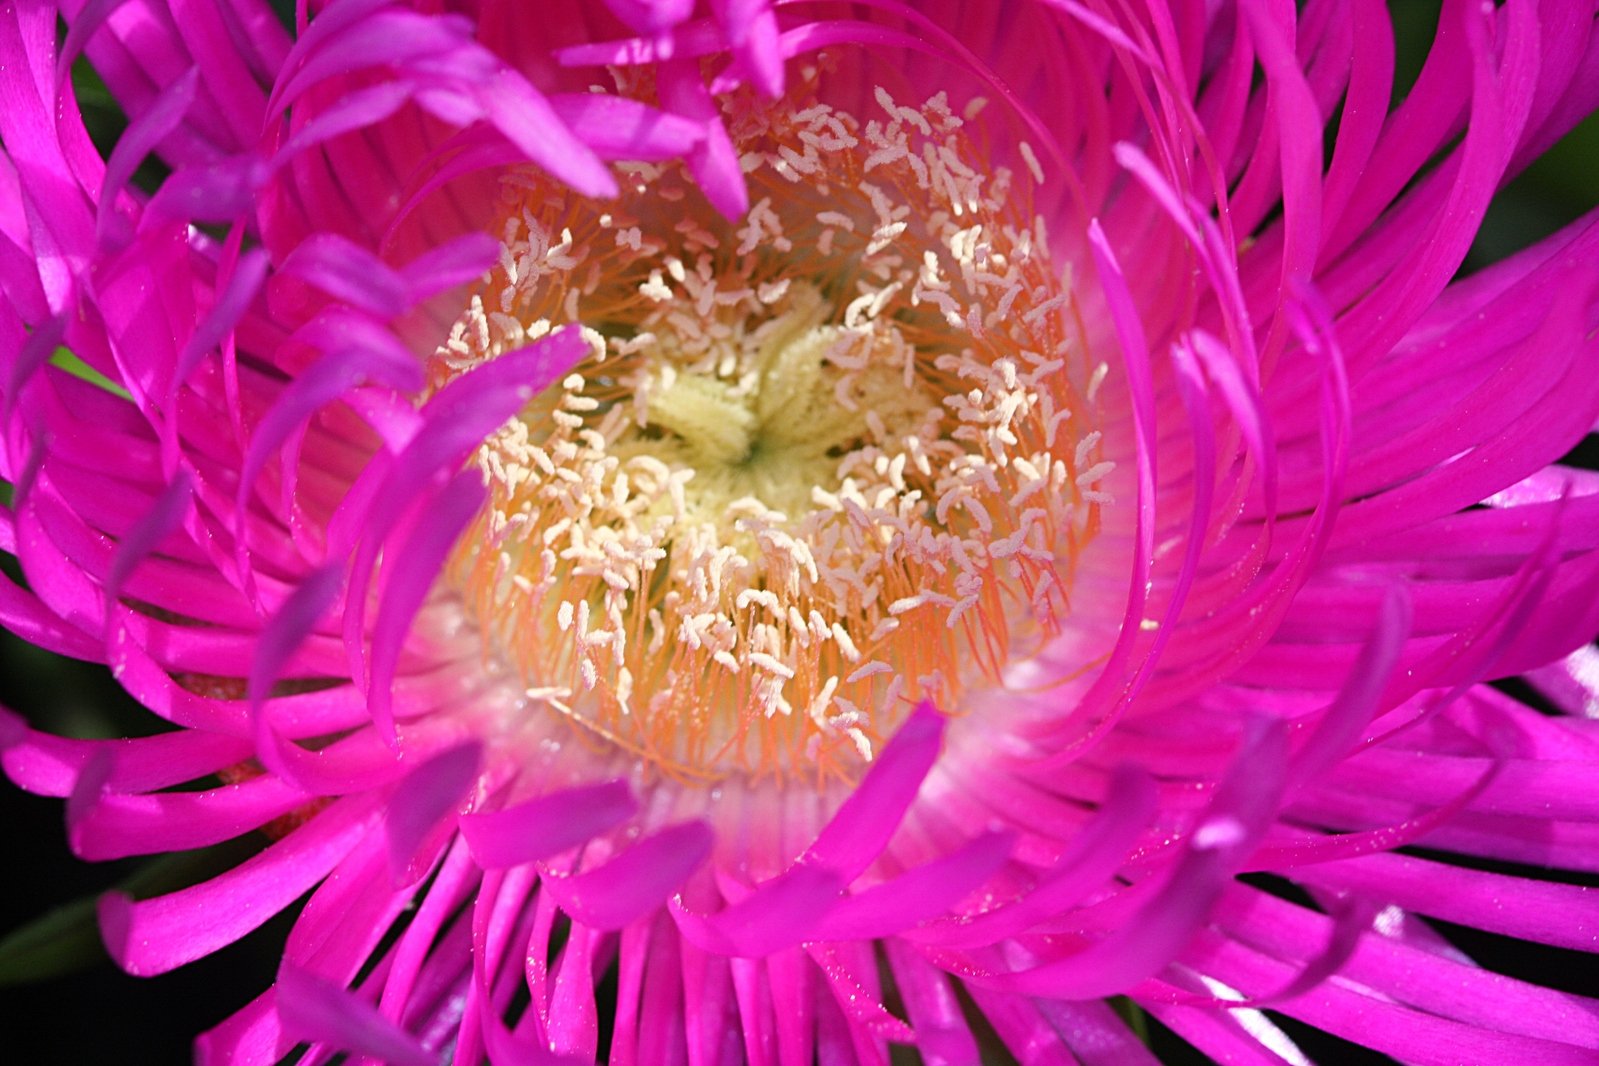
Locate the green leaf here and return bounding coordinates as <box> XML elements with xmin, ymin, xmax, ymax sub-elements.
<box><xmin>49</xmin><ymin>349</ymin><xmax>132</xmax><ymax>401</ymax></box>
<box><xmin>1110</xmin><ymin>995</ymin><xmax>1151</xmax><ymax>1045</ymax></box>
<box><xmin>0</xmin><ymin>839</ymin><xmax>258</xmax><ymax>985</ymax></box>
<box><xmin>0</xmin><ymin>895</ymin><xmax>106</xmax><ymax>985</ymax></box>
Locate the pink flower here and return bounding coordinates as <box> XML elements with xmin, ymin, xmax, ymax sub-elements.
<box><xmin>4</xmin><ymin>1</ymin><xmax>1599</xmax><ymax>1063</ymax></box>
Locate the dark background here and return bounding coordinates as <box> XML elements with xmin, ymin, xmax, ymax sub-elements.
<box><xmin>3</xmin><ymin>2</ymin><xmax>1598</xmax><ymax>1062</ymax></box>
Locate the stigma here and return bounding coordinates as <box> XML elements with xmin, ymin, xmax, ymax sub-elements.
<box><xmin>434</xmin><ymin>75</ymin><xmax>1108</xmax><ymax>784</ymax></box>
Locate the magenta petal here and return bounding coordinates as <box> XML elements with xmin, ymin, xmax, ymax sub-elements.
<box><xmin>657</xmin><ymin>60</ymin><xmax>747</xmax><ymax>218</ymax></box>
<box><xmin>808</xmin><ymin>939</ymin><xmax>913</xmax><ymax>1044</ymax></box>
<box><xmin>383</xmin><ymin>740</ymin><xmax>481</xmax><ymax>885</ymax></box>
<box><xmin>99</xmin><ymin>793</ymin><xmax>382</xmax><ymax>976</ymax></box>
<box><xmin>249</xmin><ymin>563</ymin><xmax>349</xmax><ymax>792</ymax></box>
<box><xmin>397</xmin><ymin>232</ymin><xmax>499</xmax><ymax>301</ymax></box>
<box><xmin>546</xmin><ymin>926</ymin><xmax>600</xmax><ymax>1058</ymax></box>
<box><xmin>811</xmin><ymin>831</ymin><xmax>1013</xmax><ymax>941</ymax></box>
<box><xmin>801</xmin><ymin>703</ymin><xmax>943</xmax><ymax>880</ymax></box>
<box><xmin>103</xmin><ymin>470</ymin><xmax>192</xmax><ymax>604</ymax></box>
<box><xmin>248</xmin><ymin>564</ymin><xmax>343</xmax><ymax>713</ymax></box>
<box><xmin>709</xmin><ymin>0</ymin><xmax>783</xmax><ymax>97</ymax></box>
<box><xmin>279</xmin><ymin>234</ymin><xmax>411</xmax><ymax>318</ymax></box>
<box><xmin>364</xmin><ymin>469</ymin><xmax>485</xmax><ymax>744</ymax></box>
<box><xmin>1297</xmin><ymin>851</ymin><xmax>1599</xmax><ymax>951</ymax></box>
<box><xmin>883</xmin><ymin>940</ymin><xmax>981</xmax><ymax>1066</ymax></box>
<box><xmin>276</xmin><ymin>964</ymin><xmax>433</xmax><ymax>1066</ymax></box>
<box><xmin>0</xmin><ymin>706</ymin><xmax>249</xmax><ymax>797</ymax></box>
<box><xmin>457</xmin><ymin>780</ymin><xmax>636</xmax><ymax>868</ymax></box>
<box><xmin>143</xmin><ymin>153</ymin><xmax>270</xmax><ymax>226</ymax></box>
<box><xmin>481</xmin><ymin>68</ymin><xmax>618</xmax><ymax>199</ymax></box>
<box><xmin>1527</xmin><ymin>645</ymin><xmax>1599</xmax><ymax>718</ymax></box>
<box><xmin>335</xmin><ymin>328</ymin><xmax>586</xmax><ymax>683</ymax></box>
<box><xmin>96</xmin><ymin>66</ymin><xmax>199</xmax><ymax>249</ymax></box>
<box><xmin>166</xmin><ymin>245</ymin><xmax>269</xmax><ymax>428</ymax></box>
<box><xmin>1286</xmin><ymin>587</ymin><xmax>1412</xmax><ymax>788</ymax></box>
<box><xmin>539</xmin><ymin>820</ymin><xmax>713</xmax><ymax>929</ymax></box>
<box><xmin>278</xmin><ymin>81</ymin><xmax>413</xmax><ymax>159</ymax></box>
<box><xmin>965</xmin><ymin>721</ymin><xmax>1289</xmax><ymax>998</ymax></box>
<box><xmin>480</xmin><ymin>1015</ymin><xmax>591</xmax><ymax>1066</ymax></box>
<box><xmin>552</xmin><ymin>21</ymin><xmax>725</xmax><ymax>70</ymax></box>
<box><xmin>907</xmin><ymin>765</ymin><xmax>1157</xmax><ymax>949</ymax></box>
<box><xmin>548</xmin><ymin>93</ymin><xmax>706</xmax><ymax>161</ymax></box>
<box><xmin>69</xmin><ymin>765</ymin><xmax>312</xmax><ymax>860</ymax></box>
<box><xmin>194</xmin><ymin>989</ymin><xmax>282</xmax><ymax>1066</ymax></box>
<box><xmin>670</xmin><ymin>864</ymin><xmax>844</xmax><ymax>957</ymax></box>
<box><xmin>962</xmin><ymin>984</ymin><xmax>1078</xmax><ymax>1065</ymax></box>
<box><xmin>601</xmin><ymin>0</ymin><xmax>694</xmax><ymax>36</ymax></box>
<box><xmin>0</xmin><ymin>564</ymin><xmax>102</xmax><ymax>661</ymax></box>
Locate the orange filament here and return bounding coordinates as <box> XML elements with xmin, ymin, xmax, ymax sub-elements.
<box><xmin>434</xmin><ymin>77</ymin><xmax>1106</xmax><ymax>785</ymax></box>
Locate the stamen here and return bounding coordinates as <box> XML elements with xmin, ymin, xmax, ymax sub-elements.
<box><xmin>434</xmin><ymin>73</ymin><xmax>1108</xmax><ymax>785</ymax></box>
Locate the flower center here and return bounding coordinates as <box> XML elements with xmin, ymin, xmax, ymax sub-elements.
<box><xmin>434</xmin><ymin>78</ymin><xmax>1108</xmax><ymax>784</ymax></box>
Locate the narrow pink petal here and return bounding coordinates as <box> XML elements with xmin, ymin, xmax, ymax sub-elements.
<box><xmin>365</xmin><ymin>469</ymin><xmax>484</xmax><ymax>744</ymax></box>
<box><xmin>96</xmin><ymin>65</ymin><xmax>199</xmax><ymax>249</ymax></box>
<box><xmin>960</xmin><ymin>720</ymin><xmax>1287</xmax><ymax>998</ymax></box>
<box><xmin>1527</xmin><ymin>644</ymin><xmax>1599</xmax><ymax>718</ymax></box>
<box><xmin>143</xmin><ymin>152</ymin><xmax>270</xmax><ymax>226</ymax></box>
<box><xmin>1145</xmin><ymin>1000</ymin><xmax>1302</xmax><ymax>1066</ymax></box>
<box><xmin>670</xmin><ymin>864</ymin><xmax>844</xmax><ymax>957</ymax></box>
<box><xmin>546</xmin><ymin>927</ymin><xmax>600</xmax><ymax>1058</ymax></box>
<box><xmin>383</xmin><ymin>740</ymin><xmax>480</xmax><ymax>885</ymax></box>
<box><xmin>961</xmin><ymin>985</ymin><xmax>1076</xmax><ymax>1065</ymax></box>
<box><xmin>284</xmin><ymin>833</ymin><xmax>413</xmax><ymax>982</ymax></box>
<box><xmin>335</xmin><ymin>327</ymin><xmax>586</xmax><ymax>677</ymax></box>
<box><xmin>279</xmin><ymin>233</ymin><xmax>410</xmax><ymax>318</ymax></box>
<box><xmin>1285</xmin><ymin>587</ymin><xmax>1411</xmax><ymax>788</ymax></box>
<box><xmin>728</xmin><ymin>953</ymin><xmax>776</xmax><ymax>1065</ymax></box>
<box><xmin>0</xmin><ymin>571</ymin><xmax>102</xmax><ymax>660</ymax></box>
<box><xmin>553</xmin><ymin>21</ymin><xmax>724</xmax><ymax>69</ymax></box>
<box><xmin>248</xmin><ymin>562</ymin><xmax>344</xmax><ymax>784</ymax></box>
<box><xmin>269</xmin><ymin>8</ymin><xmax>469</xmax><ymax>115</ymax></box>
<box><xmin>548</xmin><ymin>93</ymin><xmax>706</xmax><ymax>161</ymax></box>
<box><xmin>194</xmin><ymin>989</ymin><xmax>283</xmax><ymax>1066</ymax></box>
<box><xmin>253</xmin><ymin>717</ymin><xmax>415</xmax><ymax>800</ymax></box>
<box><xmin>278</xmin><ymin>80</ymin><xmax>412</xmax><ymax>160</ymax></box>
<box><xmin>1035</xmin><ymin>998</ymin><xmax>1162</xmax><ymax>1066</ymax></box>
<box><xmin>397</xmin><ymin>232</ymin><xmax>498</xmax><ymax>302</ymax></box>
<box><xmin>709</xmin><ymin>0</ymin><xmax>783</xmax><ymax>97</ymax></box>
<box><xmin>1216</xmin><ymin>885</ymin><xmax>1599</xmax><ymax>1049</ymax></box>
<box><xmin>167</xmin><ymin>0</ymin><xmax>269</xmax><ymax>141</ymax></box>
<box><xmin>1195</xmin><ymin>930</ymin><xmax>1599</xmax><ymax>1064</ymax></box>
<box><xmin>103</xmin><ymin>469</ymin><xmax>192</xmax><ymax>604</ymax></box>
<box><xmin>539</xmin><ymin>820</ymin><xmax>713</xmax><ymax>929</ymax></box>
<box><xmin>882</xmin><ymin>941</ymin><xmax>980</xmax><ymax>1066</ymax></box>
<box><xmin>481</xmin><ymin>68</ymin><xmax>617</xmax><ymax>199</ymax></box>
<box><xmin>277</xmin><ymin>964</ymin><xmax>432</xmax><ymax>1066</ymax></box>
<box><xmin>1296</xmin><ymin>851</ymin><xmax>1599</xmax><ymax>950</ymax></box>
<box><xmin>602</xmin><ymin>0</ymin><xmax>693</xmax><ymax>35</ymax></box>
<box><xmin>68</xmin><ymin>765</ymin><xmax>311</xmax><ymax>860</ymax></box>
<box><xmin>657</xmin><ymin>60</ymin><xmax>747</xmax><ymax>218</ymax></box>
<box><xmin>458</xmin><ymin>780</ymin><xmax>636</xmax><ymax>868</ymax></box>
<box><xmin>810</xmin><ymin>831</ymin><xmax>1011</xmax><ymax>941</ymax></box>
<box><xmin>801</xmin><ymin>702</ymin><xmax>942</xmax><ymax>880</ymax></box>
<box><xmin>99</xmin><ymin>793</ymin><xmax>382</xmax><ymax>975</ymax></box>
<box><xmin>0</xmin><ymin>709</ymin><xmax>251</xmax><ymax>796</ymax></box>
<box><xmin>908</xmin><ymin>766</ymin><xmax>1156</xmax><ymax>949</ymax></box>
<box><xmin>374</xmin><ymin>836</ymin><xmax>478</xmax><ymax>1027</ymax></box>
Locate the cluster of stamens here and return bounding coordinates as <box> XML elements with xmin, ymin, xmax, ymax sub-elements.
<box><xmin>434</xmin><ymin>73</ymin><xmax>1108</xmax><ymax>783</ymax></box>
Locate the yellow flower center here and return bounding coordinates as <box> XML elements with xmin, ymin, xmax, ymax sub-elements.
<box><xmin>434</xmin><ymin>77</ymin><xmax>1108</xmax><ymax>784</ymax></box>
